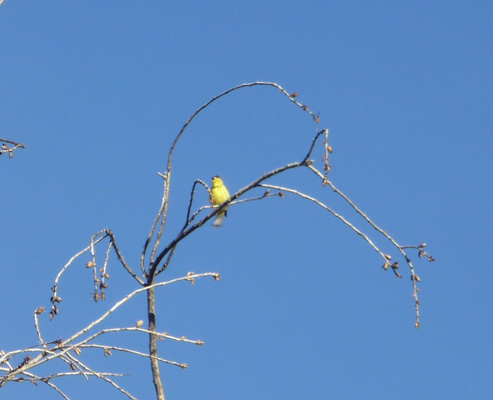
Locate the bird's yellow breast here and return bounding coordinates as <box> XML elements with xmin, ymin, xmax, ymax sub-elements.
<box><xmin>211</xmin><ymin>176</ymin><xmax>230</xmax><ymax>205</ymax></box>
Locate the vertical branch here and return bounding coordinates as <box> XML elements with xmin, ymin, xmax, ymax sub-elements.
<box><xmin>34</xmin><ymin>310</ymin><xmax>48</xmax><ymax>353</ymax></box>
<box><xmin>142</xmin><ymin>172</ymin><xmax>169</xmax><ymax>275</ymax></box>
<box><xmin>147</xmin><ymin>285</ymin><xmax>165</xmax><ymax>400</ymax></box>
<box><xmin>321</xmin><ymin>128</ymin><xmax>333</xmax><ymax>183</ymax></box>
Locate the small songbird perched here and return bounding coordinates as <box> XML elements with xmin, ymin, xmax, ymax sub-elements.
<box><xmin>210</xmin><ymin>175</ymin><xmax>230</xmax><ymax>227</ymax></box>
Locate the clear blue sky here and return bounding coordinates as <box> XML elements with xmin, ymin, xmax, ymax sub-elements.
<box><xmin>1</xmin><ymin>2</ymin><xmax>492</xmax><ymax>399</ymax></box>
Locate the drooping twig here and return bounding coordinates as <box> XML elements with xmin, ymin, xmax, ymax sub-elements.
<box><xmin>306</xmin><ymin>164</ymin><xmax>433</xmax><ymax>328</ymax></box>
<box><xmin>50</xmin><ymin>230</ymin><xmax>143</xmax><ymax>320</ymax></box>
<box><xmin>184</xmin><ymin>179</ymin><xmax>209</xmax><ymax>226</ymax></box>
<box><xmin>259</xmin><ymin>183</ymin><xmax>389</xmax><ymax>260</ymax></box>
<box><xmin>99</xmin><ymin>229</ymin><xmax>143</xmax><ymax>285</ymax></box>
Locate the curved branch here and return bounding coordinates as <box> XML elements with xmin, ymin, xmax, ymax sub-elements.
<box><xmin>307</xmin><ymin>164</ymin><xmax>424</xmax><ymax>327</ymax></box>
<box><xmin>184</xmin><ymin>179</ymin><xmax>209</xmax><ymax>227</ymax></box>
<box><xmin>142</xmin><ymin>82</ymin><xmax>319</xmax><ymax>276</ymax></box>
<box><xmin>303</xmin><ymin>129</ymin><xmax>327</xmax><ymax>163</ymax></box>
<box><xmin>259</xmin><ymin>183</ymin><xmax>389</xmax><ymax>261</ymax></box>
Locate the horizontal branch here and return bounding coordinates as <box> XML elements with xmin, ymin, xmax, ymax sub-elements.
<box><xmin>79</xmin><ymin>343</ymin><xmax>189</xmax><ymax>369</ymax></box>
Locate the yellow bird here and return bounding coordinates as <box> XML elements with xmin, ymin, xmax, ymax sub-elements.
<box><xmin>211</xmin><ymin>176</ymin><xmax>230</xmax><ymax>227</ymax></box>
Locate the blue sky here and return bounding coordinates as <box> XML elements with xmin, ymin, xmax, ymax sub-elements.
<box><xmin>1</xmin><ymin>1</ymin><xmax>492</xmax><ymax>399</ymax></box>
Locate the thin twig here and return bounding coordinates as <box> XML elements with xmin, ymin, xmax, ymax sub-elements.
<box><xmin>307</xmin><ymin>164</ymin><xmax>424</xmax><ymax>327</ymax></box>
<box><xmin>34</xmin><ymin>371</ymin><xmax>72</xmax><ymax>400</ymax></box>
<box><xmin>33</xmin><ymin>312</ymin><xmax>48</xmax><ymax>353</ymax></box>
<box><xmin>185</xmin><ymin>192</ymin><xmax>278</xmax><ymax>227</ymax></box>
<box><xmin>50</xmin><ymin>235</ymin><xmax>106</xmax><ymax>318</ymax></box>
<box><xmin>259</xmin><ymin>184</ymin><xmax>389</xmax><ymax>260</ymax></box>
<box><xmin>303</xmin><ymin>129</ymin><xmax>327</xmax><ymax>163</ymax></box>
<box><xmin>78</xmin><ymin>343</ymin><xmax>189</xmax><ymax>368</ymax></box>
<box><xmin>63</xmin><ymin>273</ymin><xmax>218</xmax><ymax>347</ymax></box>
<box><xmin>63</xmin><ymin>352</ymin><xmax>89</xmax><ymax>380</ymax></box>
<box><xmin>102</xmin><ymin>229</ymin><xmax>144</xmax><ymax>285</ymax></box>
<box><xmin>184</xmin><ymin>179</ymin><xmax>209</xmax><ymax>225</ymax></box>
<box><xmin>63</xmin><ymin>355</ymin><xmax>138</xmax><ymax>400</ymax></box>
<box><xmin>2</xmin><ymin>273</ymin><xmax>218</xmax><ymax>384</ymax></box>
<box><xmin>52</xmin><ymin>235</ymin><xmax>106</xmax><ymax>294</ymax></box>
<box><xmin>141</xmin><ymin>172</ymin><xmax>168</xmax><ymax>277</ymax></box>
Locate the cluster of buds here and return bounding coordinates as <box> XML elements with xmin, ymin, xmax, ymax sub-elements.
<box><xmin>87</xmin><ymin>261</ymin><xmax>111</xmax><ymax>301</ymax></box>
<box><xmin>15</xmin><ymin>355</ymin><xmax>31</xmax><ymax>370</ymax></box>
<box><xmin>418</xmin><ymin>243</ymin><xmax>435</xmax><ymax>262</ymax></box>
<box><xmin>48</xmin><ymin>286</ymin><xmax>63</xmax><ymax>320</ymax></box>
<box><xmin>0</xmin><ymin>141</ymin><xmax>25</xmax><ymax>158</ymax></box>
<box><xmin>186</xmin><ymin>271</ymin><xmax>196</xmax><ymax>284</ymax></box>
<box><xmin>382</xmin><ymin>258</ymin><xmax>403</xmax><ymax>278</ymax></box>
<box><xmin>1</xmin><ymin>143</ymin><xmax>14</xmax><ymax>158</ymax></box>
<box><xmin>322</xmin><ymin>129</ymin><xmax>332</xmax><ymax>183</ymax></box>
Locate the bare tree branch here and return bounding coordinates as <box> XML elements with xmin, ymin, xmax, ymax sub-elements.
<box><xmin>0</xmin><ymin>272</ymin><xmax>218</xmax><ymax>398</ymax></box>
<box><xmin>306</xmin><ymin>164</ymin><xmax>434</xmax><ymax>327</ymax></box>
<box><xmin>259</xmin><ymin>183</ymin><xmax>390</xmax><ymax>260</ymax></box>
<box><xmin>0</xmin><ymin>138</ymin><xmax>26</xmax><ymax>159</ymax></box>
<box><xmin>142</xmin><ymin>82</ymin><xmax>319</xmax><ymax>275</ymax></box>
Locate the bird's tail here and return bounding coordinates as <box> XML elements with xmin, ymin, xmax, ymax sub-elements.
<box><xmin>213</xmin><ymin>211</ymin><xmax>225</xmax><ymax>227</ymax></box>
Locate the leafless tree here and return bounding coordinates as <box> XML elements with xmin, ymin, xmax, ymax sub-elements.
<box><xmin>0</xmin><ymin>82</ymin><xmax>434</xmax><ymax>399</ymax></box>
